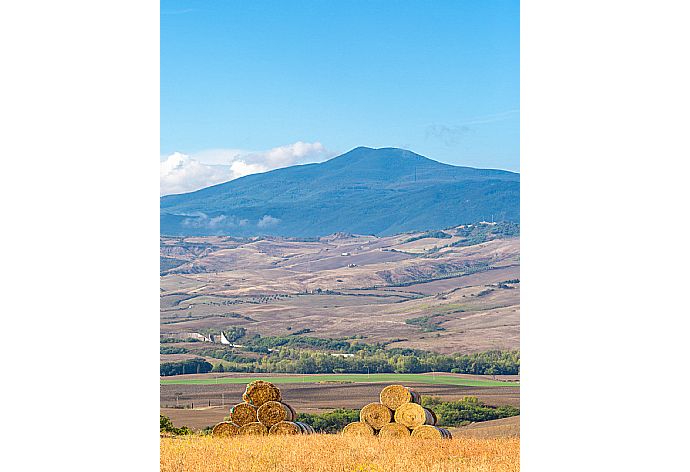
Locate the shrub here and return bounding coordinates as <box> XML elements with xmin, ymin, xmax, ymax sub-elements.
<box><xmin>420</xmin><ymin>396</ymin><xmax>519</xmax><ymax>427</ymax></box>
<box><xmin>160</xmin><ymin>415</ymin><xmax>193</xmax><ymax>435</ymax></box>
<box><xmin>295</xmin><ymin>409</ymin><xmax>360</xmax><ymax>433</ymax></box>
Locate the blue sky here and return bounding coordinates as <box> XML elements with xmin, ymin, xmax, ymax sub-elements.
<box><xmin>161</xmin><ymin>0</ymin><xmax>519</xmax><ymax>194</ymax></box>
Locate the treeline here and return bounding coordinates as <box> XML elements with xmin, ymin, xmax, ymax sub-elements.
<box><xmin>421</xmin><ymin>396</ymin><xmax>519</xmax><ymax>426</ymax></box>
<box><xmin>241</xmin><ymin>334</ymin><xmax>377</xmax><ymax>354</ymax></box>
<box><xmin>295</xmin><ymin>397</ymin><xmax>519</xmax><ymax>432</ymax></box>
<box><xmin>160</xmin><ymin>337</ymin><xmax>200</xmax><ymax>343</ymax></box>
<box><xmin>160</xmin><ymin>358</ymin><xmax>213</xmax><ymax>376</ymax></box>
<box><xmin>403</xmin><ymin>230</ymin><xmax>453</xmax><ymax>243</ymax></box>
<box><xmin>295</xmin><ymin>409</ymin><xmax>360</xmax><ymax>433</ymax></box>
<box><xmin>202</xmin><ymin>341</ymin><xmax>519</xmax><ymax>375</ymax></box>
<box><xmin>160</xmin><ymin>332</ymin><xmax>519</xmax><ymax>376</ymax></box>
<box><xmin>452</xmin><ymin>222</ymin><xmax>519</xmax><ymax>247</ymax></box>
<box><xmin>160</xmin><ymin>346</ymin><xmax>188</xmax><ymax>355</ymax></box>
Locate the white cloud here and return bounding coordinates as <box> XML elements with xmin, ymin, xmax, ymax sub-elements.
<box><xmin>159</xmin><ymin>152</ymin><xmax>234</xmax><ymax>196</ymax></box>
<box><xmin>257</xmin><ymin>215</ymin><xmax>280</xmax><ymax>228</ymax></box>
<box><xmin>160</xmin><ymin>142</ymin><xmax>335</xmax><ymax>195</ymax></box>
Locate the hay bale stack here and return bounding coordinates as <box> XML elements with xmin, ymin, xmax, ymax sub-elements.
<box><xmin>378</xmin><ymin>422</ymin><xmax>411</xmax><ymax>438</ymax></box>
<box><xmin>379</xmin><ymin>385</ymin><xmax>420</xmax><ymax>410</ymax></box>
<box><xmin>341</xmin><ymin>384</ymin><xmax>446</xmax><ymax>438</ymax></box>
<box><xmin>342</xmin><ymin>421</ymin><xmax>375</xmax><ymax>436</ymax></box>
<box><xmin>230</xmin><ymin>402</ymin><xmax>258</xmax><ymax>426</ymax></box>
<box><xmin>257</xmin><ymin>401</ymin><xmax>295</xmax><ymax>427</ymax></box>
<box><xmin>393</xmin><ymin>403</ymin><xmax>436</xmax><ymax>428</ymax></box>
<box><xmin>359</xmin><ymin>402</ymin><xmax>393</xmax><ymax>430</ymax></box>
<box><xmin>211</xmin><ymin>421</ymin><xmax>240</xmax><ymax>437</ymax></box>
<box><xmin>238</xmin><ymin>422</ymin><xmax>268</xmax><ymax>436</ymax></box>
<box><xmin>219</xmin><ymin>380</ymin><xmax>317</xmax><ymax>435</ymax></box>
<box><xmin>242</xmin><ymin>380</ymin><xmax>281</xmax><ymax>407</ymax></box>
<box><xmin>410</xmin><ymin>425</ymin><xmax>452</xmax><ymax>439</ymax></box>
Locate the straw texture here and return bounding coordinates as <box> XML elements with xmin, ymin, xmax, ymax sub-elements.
<box><xmin>378</xmin><ymin>422</ymin><xmax>411</xmax><ymax>438</ymax></box>
<box><xmin>230</xmin><ymin>402</ymin><xmax>258</xmax><ymax>427</ymax></box>
<box><xmin>359</xmin><ymin>402</ymin><xmax>393</xmax><ymax>430</ymax></box>
<box><xmin>242</xmin><ymin>380</ymin><xmax>281</xmax><ymax>407</ymax></box>
<box><xmin>393</xmin><ymin>403</ymin><xmax>436</xmax><ymax>428</ymax></box>
<box><xmin>410</xmin><ymin>425</ymin><xmax>452</xmax><ymax>439</ymax></box>
<box><xmin>238</xmin><ymin>422</ymin><xmax>268</xmax><ymax>436</ymax></box>
<box><xmin>342</xmin><ymin>422</ymin><xmax>375</xmax><ymax>436</ymax></box>
<box><xmin>379</xmin><ymin>385</ymin><xmax>420</xmax><ymax>410</ymax></box>
<box><xmin>211</xmin><ymin>421</ymin><xmax>240</xmax><ymax>437</ymax></box>
<box><xmin>257</xmin><ymin>401</ymin><xmax>295</xmax><ymax>427</ymax></box>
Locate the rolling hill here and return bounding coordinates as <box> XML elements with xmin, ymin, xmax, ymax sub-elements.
<box><xmin>160</xmin><ymin>147</ymin><xmax>519</xmax><ymax>237</ymax></box>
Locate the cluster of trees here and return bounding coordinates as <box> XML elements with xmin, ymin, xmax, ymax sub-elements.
<box><xmin>295</xmin><ymin>409</ymin><xmax>360</xmax><ymax>433</ymax></box>
<box><xmin>405</xmin><ymin>315</ymin><xmax>445</xmax><ymax>332</ymax></box>
<box><xmin>223</xmin><ymin>327</ymin><xmax>246</xmax><ymax>343</ymax></box>
<box><xmin>160</xmin><ymin>358</ymin><xmax>213</xmax><ymax>376</ymax></box>
<box><xmin>421</xmin><ymin>396</ymin><xmax>519</xmax><ymax>426</ymax></box>
<box><xmin>160</xmin><ymin>346</ymin><xmax>188</xmax><ymax>355</ymax></box>
<box><xmin>198</xmin><ymin>338</ymin><xmax>519</xmax><ymax>375</ymax></box>
<box><xmin>193</xmin><ymin>348</ymin><xmax>255</xmax><ymax>364</ymax></box>
<box><xmin>403</xmin><ymin>230</ymin><xmax>453</xmax><ymax>243</ymax></box>
<box><xmin>160</xmin><ymin>337</ymin><xmax>200</xmax><ymax>343</ymax></box>
<box><xmin>243</xmin><ymin>334</ymin><xmax>368</xmax><ymax>353</ymax></box>
<box><xmin>452</xmin><ymin>222</ymin><xmax>519</xmax><ymax>247</ymax></box>
<box><xmin>160</xmin><ymin>415</ymin><xmax>192</xmax><ymax>435</ymax></box>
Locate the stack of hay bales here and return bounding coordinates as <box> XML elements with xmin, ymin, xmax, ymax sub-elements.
<box><xmin>342</xmin><ymin>384</ymin><xmax>452</xmax><ymax>439</ymax></box>
<box><xmin>212</xmin><ymin>380</ymin><xmax>314</xmax><ymax>437</ymax></box>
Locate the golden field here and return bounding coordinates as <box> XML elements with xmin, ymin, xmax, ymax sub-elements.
<box><xmin>160</xmin><ymin>434</ymin><xmax>519</xmax><ymax>472</ymax></box>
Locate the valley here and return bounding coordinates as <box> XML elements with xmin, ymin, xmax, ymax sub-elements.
<box><xmin>160</xmin><ymin>222</ymin><xmax>519</xmax><ymax>358</ymax></box>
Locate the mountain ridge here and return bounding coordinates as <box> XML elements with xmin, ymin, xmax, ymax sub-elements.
<box><xmin>161</xmin><ymin>147</ymin><xmax>519</xmax><ymax>237</ymax></box>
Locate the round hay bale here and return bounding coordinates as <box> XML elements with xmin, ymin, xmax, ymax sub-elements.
<box><xmin>342</xmin><ymin>421</ymin><xmax>375</xmax><ymax>436</ymax></box>
<box><xmin>428</xmin><ymin>408</ymin><xmax>438</xmax><ymax>425</ymax></box>
<box><xmin>269</xmin><ymin>421</ymin><xmax>301</xmax><ymax>435</ymax></box>
<box><xmin>394</xmin><ymin>403</ymin><xmax>435</xmax><ymax>428</ymax></box>
<box><xmin>295</xmin><ymin>422</ymin><xmax>315</xmax><ymax>434</ymax></box>
<box><xmin>285</xmin><ymin>403</ymin><xmax>297</xmax><ymax>420</ymax></box>
<box><xmin>359</xmin><ymin>402</ymin><xmax>393</xmax><ymax>430</ymax></box>
<box><xmin>410</xmin><ymin>425</ymin><xmax>450</xmax><ymax>439</ymax></box>
<box><xmin>230</xmin><ymin>402</ymin><xmax>258</xmax><ymax>426</ymax></box>
<box><xmin>378</xmin><ymin>422</ymin><xmax>411</xmax><ymax>438</ymax></box>
<box><xmin>379</xmin><ymin>385</ymin><xmax>420</xmax><ymax>410</ymax></box>
<box><xmin>211</xmin><ymin>421</ymin><xmax>240</xmax><ymax>437</ymax></box>
<box><xmin>257</xmin><ymin>401</ymin><xmax>294</xmax><ymax>427</ymax></box>
<box><xmin>238</xmin><ymin>422</ymin><xmax>268</xmax><ymax>436</ymax></box>
<box><xmin>242</xmin><ymin>380</ymin><xmax>281</xmax><ymax>407</ymax></box>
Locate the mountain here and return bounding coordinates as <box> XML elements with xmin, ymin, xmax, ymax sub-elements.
<box><xmin>160</xmin><ymin>147</ymin><xmax>519</xmax><ymax>237</ymax></box>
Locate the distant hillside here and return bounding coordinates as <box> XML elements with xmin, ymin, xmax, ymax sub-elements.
<box><xmin>160</xmin><ymin>147</ymin><xmax>519</xmax><ymax>237</ymax></box>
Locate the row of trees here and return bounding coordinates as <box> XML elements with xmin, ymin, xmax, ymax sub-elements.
<box><xmin>160</xmin><ymin>358</ymin><xmax>213</xmax><ymax>376</ymax></box>
<box><xmin>200</xmin><ymin>344</ymin><xmax>519</xmax><ymax>375</ymax></box>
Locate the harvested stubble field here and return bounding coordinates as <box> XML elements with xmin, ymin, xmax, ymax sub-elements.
<box><xmin>160</xmin><ymin>373</ymin><xmax>516</xmax><ymax>386</ymax></box>
<box><xmin>160</xmin><ymin>435</ymin><xmax>519</xmax><ymax>472</ymax></box>
<box><xmin>161</xmin><ymin>379</ymin><xmax>519</xmax><ymax>430</ymax></box>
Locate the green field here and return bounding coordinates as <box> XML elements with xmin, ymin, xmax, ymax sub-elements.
<box><xmin>160</xmin><ymin>373</ymin><xmax>518</xmax><ymax>387</ymax></box>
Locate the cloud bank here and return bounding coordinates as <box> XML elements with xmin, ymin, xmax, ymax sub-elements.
<box><xmin>160</xmin><ymin>141</ymin><xmax>334</xmax><ymax>195</ymax></box>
